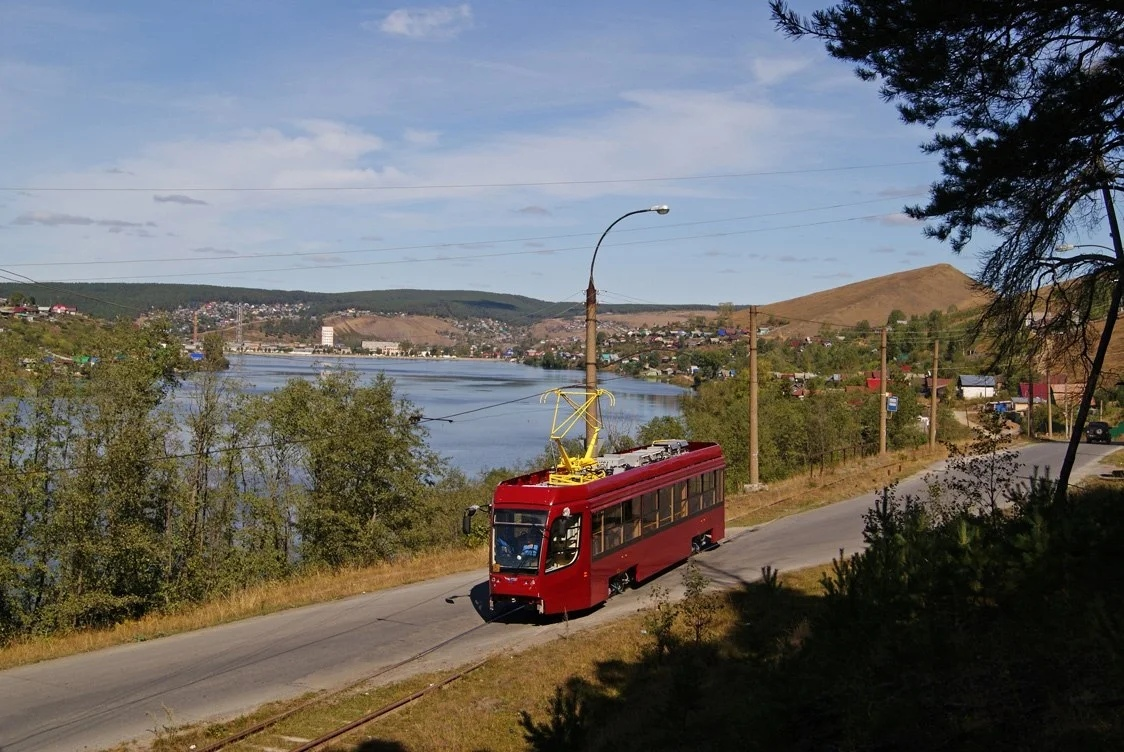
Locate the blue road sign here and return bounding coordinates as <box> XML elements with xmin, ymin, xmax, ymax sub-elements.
<box><xmin>887</xmin><ymin>395</ymin><xmax>898</xmax><ymax>412</ymax></box>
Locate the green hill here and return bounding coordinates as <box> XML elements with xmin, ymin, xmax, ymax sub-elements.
<box><xmin>0</xmin><ymin>282</ymin><xmax>712</xmax><ymax>324</ymax></box>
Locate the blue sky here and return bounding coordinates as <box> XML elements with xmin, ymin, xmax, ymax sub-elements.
<box><xmin>0</xmin><ymin>1</ymin><xmax>986</xmax><ymax>308</ymax></box>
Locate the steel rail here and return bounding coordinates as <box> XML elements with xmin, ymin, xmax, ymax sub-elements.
<box><xmin>193</xmin><ymin>601</ymin><xmax>527</xmax><ymax>752</ymax></box>
<box><xmin>289</xmin><ymin>660</ymin><xmax>488</xmax><ymax>752</ymax></box>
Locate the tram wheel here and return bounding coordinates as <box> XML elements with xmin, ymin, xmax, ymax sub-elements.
<box><xmin>608</xmin><ymin>569</ymin><xmax>633</xmax><ymax>596</ymax></box>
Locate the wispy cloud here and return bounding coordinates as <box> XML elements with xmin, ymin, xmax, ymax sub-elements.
<box><xmin>878</xmin><ymin>184</ymin><xmax>929</xmax><ymax>198</ymax></box>
<box><xmin>12</xmin><ymin>211</ymin><xmax>151</xmax><ymax>229</ymax></box>
<box><xmin>812</xmin><ymin>272</ymin><xmax>853</xmax><ymax>280</ymax></box>
<box><xmin>871</xmin><ymin>246</ymin><xmax>897</xmax><ymax>254</ymax></box>
<box><xmin>751</xmin><ymin>56</ymin><xmax>812</xmax><ymax>86</ymax></box>
<box><xmin>873</xmin><ymin>213</ymin><xmax>921</xmax><ymax>227</ymax></box>
<box><xmin>191</xmin><ymin>246</ymin><xmax>237</xmax><ymax>256</ymax></box>
<box><xmin>403</xmin><ymin>129</ymin><xmax>440</xmax><ymax>146</ymax></box>
<box><xmin>373</xmin><ymin>4</ymin><xmax>472</xmax><ymax>39</ymax></box>
<box><xmin>515</xmin><ymin>205</ymin><xmax>550</xmax><ymax>216</ymax></box>
<box><xmin>308</xmin><ymin>254</ymin><xmax>347</xmax><ymax>265</ymax></box>
<box><xmin>154</xmin><ymin>194</ymin><xmax>208</xmax><ymax>206</ymax></box>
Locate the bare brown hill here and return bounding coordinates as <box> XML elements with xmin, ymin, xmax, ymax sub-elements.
<box><xmin>325</xmin><ymin>314</ymin><xmax>457</xmax><ymax>347</ymax></box>
<box><xmin>316</xmin><ymin>264</ymin><xmax>986</xmax><ymax>347</ymax></box>
<box><xmin>746</xmin><ymin>263</ymin><xmax>988</xmax><ymax>337</ymax></box>
<box><xmin>529</xmin><ymin>310</ymin><xmax>715</xmax><ymax>341</ymax></box>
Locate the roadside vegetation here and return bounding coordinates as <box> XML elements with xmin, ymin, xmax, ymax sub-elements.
<box><xmin>0</xmin><ymin>301</ymin><xmax>985</xmax><ymax>655</ymax></box>
<box><xmin>140</xmin><ymin>426</ymin><xmax>1123</xmax><ymax>752</ymax></box>
<box><xmin>0</xmin><ymin>298</ymin><xmax>1114</xmax><ymax>667</ymax></box>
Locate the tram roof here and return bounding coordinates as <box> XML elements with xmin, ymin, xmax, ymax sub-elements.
<box><xmin>493</xmin><ymin>441</ymin><xmax>723</xmax><ymax>507</ymax></box>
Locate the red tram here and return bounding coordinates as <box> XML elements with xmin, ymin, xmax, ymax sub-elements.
<box><xmin>467</xmin><ymin>436</ymin><xmax>725</xmax><ymax>616</ymax></box>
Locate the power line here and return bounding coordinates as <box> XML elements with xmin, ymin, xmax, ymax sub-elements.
<box><xmin>4</xmin><ymin>193</ymin><xmax>926</xmax><ymax>271</ymax></box>
<box><xmin>1</xmin><ymin>160</ymin><xmax>933</xmax><ymax>193</ymax></box>
<box><xmin>35</xmin><ymin>211</ymin><xmax>909</xmax><ymax>285</ymax></box>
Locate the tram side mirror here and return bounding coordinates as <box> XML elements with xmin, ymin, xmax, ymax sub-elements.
<box><xmin>462</xmin><ymin>504</ymin><xmax>489</xmax><ymax>535</ymax></box>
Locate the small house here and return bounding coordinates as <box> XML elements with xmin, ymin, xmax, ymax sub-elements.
<box><xmin>958</xmin><ymin>375</ymin><xmax>997</xmax><ymax>400</ymax></box>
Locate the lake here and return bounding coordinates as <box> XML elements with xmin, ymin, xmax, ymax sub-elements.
<box><xmin>217</xmin><ymin>355</ymin><xmax>689</xmax><ymax>477</ymax></box>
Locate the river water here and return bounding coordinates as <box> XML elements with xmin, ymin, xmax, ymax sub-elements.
<box><xmin>214</xmin><ymin>355</ymin><xmax>688</xmax><ymax>478</ymax></box>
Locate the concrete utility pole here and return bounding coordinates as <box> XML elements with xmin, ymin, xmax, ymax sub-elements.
<box><xmin>747</xmin><ymin>305</ymin><xmax>760</xmax><ymax>490</ymax></box>
<box><xmin>929</xmin><ymin>339</ymin><xmax>938</xmax><ymax>448</ymax></box>
<box><xmin>879</xmin><ymin>327</ymin><xmax>888</xmax><ymax>456</ymax></box>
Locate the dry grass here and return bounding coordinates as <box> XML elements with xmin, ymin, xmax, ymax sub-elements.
<box><xmin>146</xmin><ymin>565</ymin><xmax>833</xmax><ymax>752</ymax></box>
<box><xmin>725</xmin><ymin>445</ymin><xmax>949</xmax><ymax>527</ymax></box>
<box><xmin>0</xmin><ymin>546</ymin><xmax>486</xmax><ymax>672</ymax></box>
<box><xmin>743</xmin><ymin>263</ymin><xmax>987</xmax><ymax>338</ymax></box>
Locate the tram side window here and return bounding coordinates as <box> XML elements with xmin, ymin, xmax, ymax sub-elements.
<box><xmin>622</xmin><ymin>498</ymin><xmax>641</xmax><ymax>542</ymax></box>
<box><xmin>591</xmin><ymin>510</ymin><xmax>604</xmax><ymax>557</ymax></box>
<box><xmin>658</xmin><ymin>487</ymin><xmax>673</xmax><ymax>526</ymax></box>
<box><xmin>604</xmin><ymin>504</ymin><xmax>623</xmax><ymax>551</ymax></box>
<box><xmin>702</xmin><ymin>470</ymin><xmax>715</xmax><ymax>508</ymax></box>
<box><xmin>641</xmin><ymin>492</ymin><xmax>658</xmax><ymax>534</ymax></box>
<box><xmin>546</xmin><ymin>513</ymin><xmax>582</xmax><ymax>572</ymax></box>
<box><xmin>688</xmin><ymin>475</ymin><xmax>703</xmax><ymax>514</ymax></box>
<box><xmin>665</xmin><ymin>483</ymin><xmax>683</xmax><ymax>519</ymax></box>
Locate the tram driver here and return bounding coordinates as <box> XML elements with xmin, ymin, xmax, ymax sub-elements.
<box><xmin>516</xmin><ymin>531</ymin><xmax>541</xmax><ymax>561</ymax></box>
<box><xmin>495</xmin><ymin>529</ymin><xmax>541</xmax><ymax>569</ymax></box>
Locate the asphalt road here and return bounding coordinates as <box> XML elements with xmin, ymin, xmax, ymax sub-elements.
<box><xmin>0</xmin><ymin>441</ymin><xmax>1114</xmax><ymax>752</ymax></box>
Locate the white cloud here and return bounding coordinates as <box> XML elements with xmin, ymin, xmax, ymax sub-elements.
<box><xmin>751</xmin><ymin>56</ymin><xmax>812</xmax><ymax>86</ymax></box>
<box><xmin>401</xmin><ymin>89</ymin><xmax>817</xmax><ymax>202</ymax></box>
<box><xmin>403</xmin><ymin>129</ymin><xmax>440</xmax><ymax>146</ymax></box>
<box><xmin>374</xmin><ymin>4</ymin><xmax>472</xmax><ymax>40</ymax></box>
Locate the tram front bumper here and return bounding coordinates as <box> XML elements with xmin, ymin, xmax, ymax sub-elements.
<box><xmin>490</xmin><ymin>574</ymin><xmax>544</xmax><ymax>614</ymax></box>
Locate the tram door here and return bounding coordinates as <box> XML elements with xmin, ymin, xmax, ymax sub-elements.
<box><xmin>540</xmin><ymin>509</ymin><xmax>588</xmax><ymax>613</ymax></box>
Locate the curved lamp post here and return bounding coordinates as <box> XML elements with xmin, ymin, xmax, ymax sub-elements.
<box><xmin>1056</xmin><ymin>242</ymin><xmax>1115</xmax><ymax>253</ymax></box>
<box><xmin>585</xmin><ymin>205</ymin><xmax>670</xmax><ymax>451</ymax></box>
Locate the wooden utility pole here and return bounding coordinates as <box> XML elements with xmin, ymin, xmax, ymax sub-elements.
<box><xmin>879</xmin><ymin>327</ymin><xmax>888</xmax><ymax>455</ymax></box>
<box><xmin>929</xmin><ymin>339</ymin><xmax>938</xmax><ymax>448</ymax></box>
<box><xmin>748</xmin><ymin>305</ymin><xmax>760</xmax><ymax>489</ymax></box>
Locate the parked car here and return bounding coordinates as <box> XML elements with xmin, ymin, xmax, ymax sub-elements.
<box><xmin>1085</xmin><ymin>421</ymin><xmax>1113</xmax><ymax>444</ymax></box>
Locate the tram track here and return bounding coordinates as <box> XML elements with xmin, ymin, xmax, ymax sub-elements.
<box><xmin>194</xmin><ymin>605</ymin><xmax>526</xmax><ymax>752</ymax></box>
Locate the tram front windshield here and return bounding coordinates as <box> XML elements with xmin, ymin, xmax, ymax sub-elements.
<box><xmin>492</xmin><ymin>509</ymin><xmax>547</xmax><ymax>572</ymax></box>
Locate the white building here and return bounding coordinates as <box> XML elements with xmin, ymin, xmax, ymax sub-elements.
<box><xmin>362</xmin><ymin>340</ymin><xmax>401</xmax><ymax>356</ymax></box>
<box><xmin>958</xmin><ymin>374</ymin><xmax>996</xmax><ymax>400</ymax></box>
<box><xmin>321</xmin><ymin>326</ymin><xmax>334</xmax><ymax>347</ymax></box>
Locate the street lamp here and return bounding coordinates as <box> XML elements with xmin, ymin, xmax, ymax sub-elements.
<box><xmin>1056</xmin><ymin>242</ymin><xmax>1116</xmax><ymax>253</ymax></box>
<box><xmin>585</xmin><ymin>205</ymin><xmax>670</xmax><ymax>451</ymax></box>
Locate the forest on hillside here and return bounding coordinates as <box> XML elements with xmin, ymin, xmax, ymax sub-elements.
<box><xmin>0</xmin><ymin>281</ymin><xmax>712</xmax><ymax>323</ymax></box>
